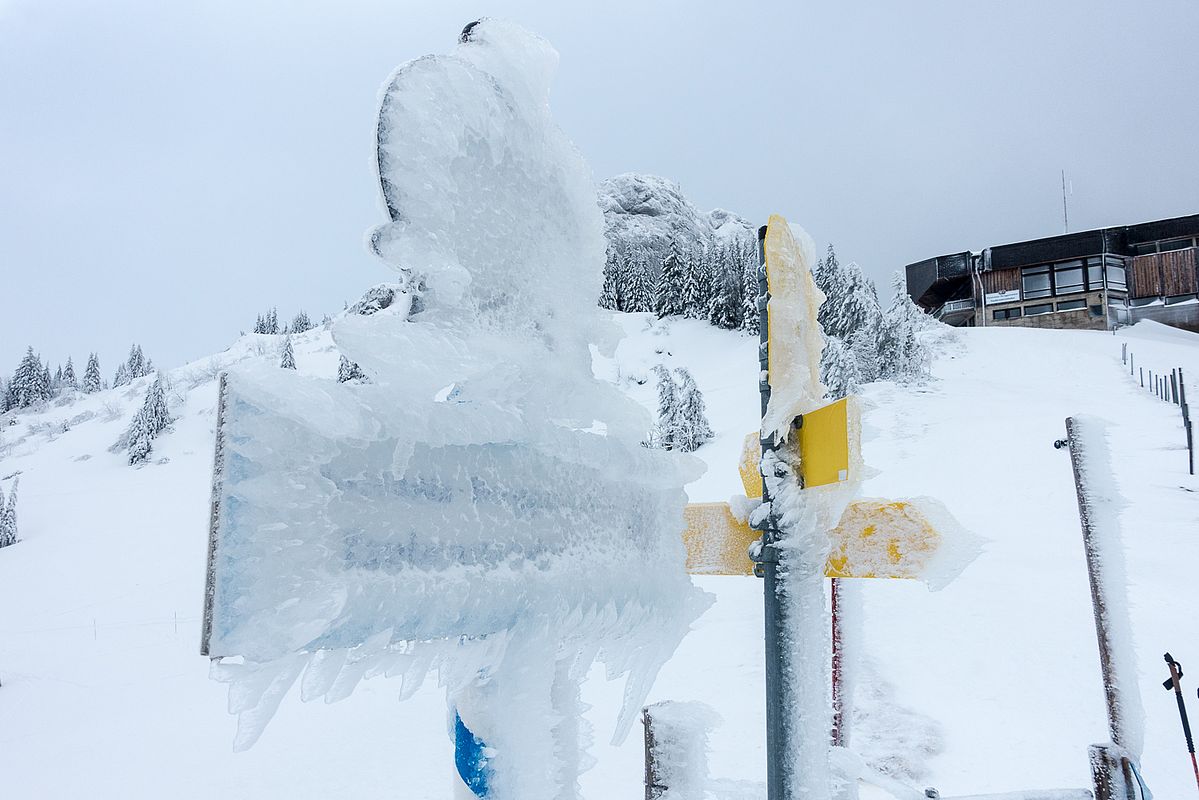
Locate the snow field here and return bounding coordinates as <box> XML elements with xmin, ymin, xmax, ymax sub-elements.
<box><xmin>2</xmin><ymin>319</ymin><xmax>1199</xmax><ymax>797</ymax></box>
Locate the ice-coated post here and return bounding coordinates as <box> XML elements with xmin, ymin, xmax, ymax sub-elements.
<box><xmin>756</xmin><ymin>224</ymin><xmax>796</xmax><ymax>800</ymax></box>
<box><xmin>1089</xmin><ymin>744</ymin><xmax>1136</xmax><ymax>800</ymax></box>
<box><xmin>1066</xmin><ymin>418</ymin><xmax>1138</xmax><ymax>800</ymax></box>
<box><xmin>643</xmin><ymin>707</ymin><xmax>665</xmax><ymax>800</ymax></box>
<box><xmin>1121</xmin><ymin>343</ymin><xmax>1127</xmax><ymax>364</ymax></box>
<box><xmin>1140</xmin><ymin>367</ymin><xmax>1144</xmax><ymax>387</ymax></box>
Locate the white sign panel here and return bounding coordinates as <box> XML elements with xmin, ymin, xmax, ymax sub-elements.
<box><xmin>986</xmin><ymin>289</ymin><xmax>1021</xmax><ymax>304</ymax></box>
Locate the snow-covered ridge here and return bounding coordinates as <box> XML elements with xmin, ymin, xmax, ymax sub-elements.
<box><xmin>599</xmin><ymin>173</ymin><xmax>755</xmax><ymax>262</ymax></box>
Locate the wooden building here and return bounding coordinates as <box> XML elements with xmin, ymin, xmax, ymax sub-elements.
<box><xmin>906</xmin><ymin>214</ymin><xmax>1199</xmax><ymax>331</ymax></box>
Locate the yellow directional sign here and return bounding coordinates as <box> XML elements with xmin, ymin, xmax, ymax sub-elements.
<box><xmin>738</xmin><ymin>433</ymin><xmax>763</xmax><ymax>499</ymax></box>
<box><xmin>683</xmin><ymin>497</ymin><xmax>965</xmax><ymax>581</ymax></box>
<box><xmin>825</xmin><ymin>499</ymin><xmax>942</xmax><ymax>580</ymax></box>
<box><xmin>798</xmin><ymin>397</ymin><xmax>854</xmax><ymax>489</ymax></box>
<box><xmin>682</xmin><ymin>502</ymin><xmax>757</xmax><ymax>576</ymax></box>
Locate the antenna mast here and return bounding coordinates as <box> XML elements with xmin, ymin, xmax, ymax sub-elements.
<box><xmin>1061</xmin><ymin>169</ymin><xmax>1069</xmax><ymax>234</ymax></box>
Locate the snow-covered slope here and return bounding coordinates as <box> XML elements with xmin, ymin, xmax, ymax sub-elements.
<box><xmin>2</xmin><ymin>319</ymin><xmax>1198</xmax><ymax>798</ymax></box>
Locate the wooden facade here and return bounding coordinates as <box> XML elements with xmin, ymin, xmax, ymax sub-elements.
<box><xmin>1130</xmin><ymin>249</ymin><xmax>1198</xmax><ymax>299</ymax></box>
<box><xmin>981</xmin><ymin>269</ymin><xmax>1019</xmax><ymax>294</ymax></box>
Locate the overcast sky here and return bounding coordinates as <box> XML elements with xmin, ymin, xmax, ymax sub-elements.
<box><xmin>4</xmin><ymin>0</ymin><xmax>1198</xmax><ymax>373</ymax></box>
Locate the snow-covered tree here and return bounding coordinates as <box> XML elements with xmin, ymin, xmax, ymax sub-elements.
<box><xmin>819</xmin><ymin>255</ymin><xmax>880</xmax><ymax>343</ymax></box>
<box><xmin>280</xmin><ymin>336</ymin><xmax>296</xmax><ymax>370</ymax></box>
<box><xmin>877</xmin><ymin>273</ymin><xmax>931</xmax><ymax>384</ymax></box>
<box><xmin>254</xmin><ymin>314</ymin><xmax>267</xmax><ymax>334</ymax></box>
<box><xmin>681</xmin><ymin>246</ymin><xmax>711</xmax><ymax>319</ymax></box>
<box><xmin>83</xmin><ymin>353</ymin><xmax>103</xmax><ymax>393</ymax></box>
<box><xmin>61</xmin><ymin>357</ymin><xmax>77</xmax><ymax>390</ymax></box>
<box><xmin>126</xmin><ymin>375</ymin><xmax>174</xmax><ymax>465</ymax></box>
<box><xmin>289</xmin><ymin>310</ymin><xmax>313</xmax><ymax>334</ymax></box>
<box><xmin>626</xmin><ymin>257</ymin><xmax>653</xmax><ymax>313</ymax></box>
<box><xmin>739</xmin><ymin>242</ymin><xmax>761</xmax><ymax>336</ymax></box>
<box><xmin>337</xmin><ymin>355</ymin><xmax>367</xmax><ymax>383</ymax></box>
<box><xmin>645</xmin><ymin>364</ymin><xmax>681</xmax><ymax>450</ymax></box>
<box><xmin>112</xmin><ymin>362</ymin><xmax>131</xmax><ymax>388</ymax></box>
<box><xmin>656</xmin><ymin>242</ymin><xmax>686</xmax><ymax>318</ymax></box>
<box><xmin>126</xmin><ymin>344</ymin><xmax>146</xmax><ymax>379</ymax></box>
<box><xmin>5</xmin><ymin>347</ymin><xmax>50</xmax><ymax>410</ymax></box>
<box><xmin>673</xmin><ymin>367</ymin><xmax>714</xmax><ymax>452</ymax></box>
<box><xmin>599</xmin><ymin>258</ymin><xmax>619</xmax><ymax>310</ymax></box>
<box><xmin>0</xmin><ymin>478</ymin><xmax>19</xmax><ymax>548</ymax></box>
<box><xmin>267</xmin><ymin>307</ymin><xmax>279</xmax><ymax>335</ymax></box>
<box><xmin>821</xmin><ymin>334</ymin><xmax>862</xmax><ymax>399</ymax></box>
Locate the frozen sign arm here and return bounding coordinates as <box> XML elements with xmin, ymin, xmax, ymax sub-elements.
<box><xmin>201</xmin><ymin>20</ymin><xmax>710</xmax><ymax>798</ymax></box>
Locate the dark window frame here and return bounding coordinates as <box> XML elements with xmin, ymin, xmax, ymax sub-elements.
<box><xmin>1024</xmin><ymin>302</ymin><xmax>1053</xmax><ymax>316</ymax></box>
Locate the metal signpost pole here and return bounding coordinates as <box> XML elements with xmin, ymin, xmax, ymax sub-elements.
<box><xmin>757</xmin><ymin>224</ymin><xmax>796</xmax><ymax>800</ymax></box>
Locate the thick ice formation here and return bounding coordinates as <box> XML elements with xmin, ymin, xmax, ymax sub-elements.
<box><xmin>202</xmin><ymin>19</ymin><xmax>710</xmax><ymax>796</ymax></box>
<box><xmin>758</xmin><ymin>217</ymin><xmax>861</xmax><ymax>799</ymax></box>
<box><xmin>1066</xmin><ymin>415</ymin><xmax>1145</xmax><ymax>759</ymax></box>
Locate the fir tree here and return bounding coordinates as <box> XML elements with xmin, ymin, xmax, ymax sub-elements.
<box><xmin>83</xmin><ymin>353</ymin><xmax>103</xmax><ymax>393</ymax></box>
<box><xmin>113</xmin><ymin>362</ymin><xmax>130</xmax><ymax>388</ymax></box>
<box><xmin>877</xmin><ymin>273</ymin><xmax>931</xmax><ymax>384</ymax></box>
<box><xmin>7</xmin><ymin>347</ymin><xmax>49</xmax><ymax>409</ymax></box>
<box><xmin>126</xmin><ymin>344</ymin><xmax>147</xmax><ymax>379</ymax></box>
<box><xmin>739</xmin><ymin>243</ymin><xmax>761</xmax><ymax>336</ymax></box>
<box><xmin>0</xmin><ymin>478</ymin><xmax>18</xmax><ymax>548</ymax></box>
<box><xmin>126</xmin><ymin>375</ymin><xmax>173</xmax><ymax>465</ymax></box>
<box><xmin>849</xmin><ymin>315</ymin><xmax>882</xmax><ymax>384</ymax></box>
<box><xmin>681</xmin><ymin>250</ymin><xmax>706</xmax><ymax>319</ymax></box>
<box><xmin>40</xmin><ymin>362</ymin><xmax>52</xmax><ymax>398</ymax></box>
<box><xmin>599</xmin><ymin>260</ymin><xmax>619</xmax><ymax>310</ymax></box>
<box><xmin>821</xmin><ymin>335</ymin><xmax>861</xmax><ymax>399</ymax></box>
<box><xmin>656</xmin><ymin>242</ymin><xmax>686</xmax><ymax>318</ymax></box>
<box><xmin>648</xmin><ymin>364</ymin><xmax>681</xmax><ymax>450</ymax></box>
<box><xmin>254</xmin><ymin>314</ymin><xmax>266</xmax><ymax>334</ymax></box>
<box><xmin>267</xmin><ymin>307</ymin><xmax>279</xmax><ymax>335</ymax></box>
<box><xmin>337</xmin><ymin>355</ymin><xmax>367</xmax><ymax>383</ymax></box>
<box><xmin>673</xmin><ymin>367</ymin><xmax>714</xmax><ymax>452</ymax></box>
<box><xmin>62</xmin><ymin>357</ymin><xmax>77</xmax><ymax>390</ymax></box>
<box><xmin>627</xmin><ymin>257</ymin><xmax>652</xmax><ymax>313</ymax></box>
<box><xmin>289</xmin><ymin>310</ymin><xmax>313</xmax><ymax>334</ymax></box>
<box><xmin>280</xmin><ymin>337</ymin><xmax>296</xmax><ymax>370</ymax></box>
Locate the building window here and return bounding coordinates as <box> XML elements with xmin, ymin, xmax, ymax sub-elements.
<box><xmin>1089</xmin><ymin>305</ymin><xmax>1104</xmax><ymax>318</ymax></box>
<box><xmin>1133</xmin><ymin>242</ymin><xmax>1158</xmax><ymax>256</ymax></box>
<box><xmin>992</xmin><ymin>307</ymin><xmax>1022</xmax><ymax>320</ymax></box>
<box><xmin>1159</xmin><ymin>238</ymin><xmax>1195</xmax><ymax>253</ymax></box>
<box><xmin>1057</xmin><ymin>299</ymin><xmax>1086</xmax><ymax>311</ymax></box>
<box><xmin>1022</xmin><ymin>266</ymin><xmax>1051</xmax><ymax>299</ymax></box>
<box><xmin>1054</xmin><ymin>260</ymin><xmax>1085</xmax><ymax>294</ymax></box>
<box><xmin>1107</xmin><ymin>264</ymin><xmax>1127</xmax><ymax>291</ymax></box>
<box><xmin>1165</xmin><ymin>294</ymin><xmax>1198</xmax><ymax>305</ymax></box>
<box><xmin>1025</xmin><ymin>303</ymin><xmax>1053</xmax><ymax>316</ymax></box>
<box><xmin>1086</xmin><ymin>257</ymin><xmax>1104</xmax><ymax>289</ymax></box>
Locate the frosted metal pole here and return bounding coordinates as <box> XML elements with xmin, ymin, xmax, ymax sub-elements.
<box><xmin>756</xmin><ymin>224</ymin><xmax>797</xmax><ymax>799</ymax></box>
<box><xmin>1065</xmin><ymin>417</ymin><xmax>1136</xmax><ymax>799</ymax></box>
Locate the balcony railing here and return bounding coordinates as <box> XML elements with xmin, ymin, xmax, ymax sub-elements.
<box><xmin>933</xmin><ymin>299</ymin><xmax>976</xmax><ymax>319</ymax></box>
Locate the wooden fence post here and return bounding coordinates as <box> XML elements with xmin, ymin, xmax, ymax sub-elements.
<box><xmin>1089</xmin><ymin>743</ymin><xmax>1137</xmax><ymax>800</ymax></box>
<box><xmin>643</xmin><ymin>707</ymin><xmax>665</xmax><ymax>800</ymax></box>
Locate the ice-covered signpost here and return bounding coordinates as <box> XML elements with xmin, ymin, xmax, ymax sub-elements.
<box><xmin>739</xmin><ymin>217</ymin><xmax>978</xmax><ymax>800</ymax></box>
<box><xmin>200</xmin><ymin>19</ymin><xmax>708</xmax><ymax>799</ymax></box>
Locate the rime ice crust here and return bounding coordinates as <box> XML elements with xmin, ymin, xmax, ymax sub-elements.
<box><xmin>205</xmin><ymin>19</ymin><xmax>711</xmax><ymax>789</ymax></box>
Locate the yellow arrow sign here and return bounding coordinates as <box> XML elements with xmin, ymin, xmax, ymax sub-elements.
<box><xmin>682</xmin><ymin>502</ymin><xmax>758</xmax><ymax>576</ymax></box>
<box><xmin>682</xmin><ymin>497</ymin><xmax>970</xmax><ymax>581</ymax></box>
<box><xmin>826</xmin><ymin>499</ymin><xmax>941</xmax><ymax>580</ymax></box>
